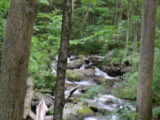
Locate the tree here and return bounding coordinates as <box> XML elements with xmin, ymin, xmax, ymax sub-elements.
<box><xmin>137</xmin><ymin>0</ymin><xmax>158</xmax><ymax>120</ymax></box>
<box><xmin>0</xmin><ymin>0</ymin><xmax>37</xmax><ymax>119</ymax></box>
<box><xmin>53</xmin><ymin>0</ymin><xmax>72</xmax><ymax>120</ymax></box>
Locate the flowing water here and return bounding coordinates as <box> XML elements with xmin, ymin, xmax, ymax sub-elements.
<box><xmin>51</xmin><ymin>55</ymin><xmax>135</xmax><ymax>120</ymax></box>
<box><xmin>94</xmin><ymin>68</ymin><xmax>120</xmax><ymax>80</ymax></box>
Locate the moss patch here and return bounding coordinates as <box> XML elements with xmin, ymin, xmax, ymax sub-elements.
<box><xmin>77</xmin><ymin>107</ymin><xmax>94</xmax><ymax>119</ymax></box>
<box><xmin>66</xmin><ymin>70</ymin><xmax>83</xmax><ymax>81</ymax></box>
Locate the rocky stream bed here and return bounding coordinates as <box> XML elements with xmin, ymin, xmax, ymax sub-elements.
<box><xmin>25</xmin><ymin>55</ymin><xmax>135</xmax><ymax>120</ymax></box>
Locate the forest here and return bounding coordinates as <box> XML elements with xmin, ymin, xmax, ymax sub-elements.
<box><xmin>0</xmin><ymin>0</ymin><xmax>160</xmax><ymax>120</ymax></box>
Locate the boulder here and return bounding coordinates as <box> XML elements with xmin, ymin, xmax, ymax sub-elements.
<box><xmin>121</xmin><ymin>67</ymin><xmax>132</xmax><ymax>73</ymax></box>
<box><xmin>101</xmin><ymin>66</ymin><xmax>122</xmax><ymax>77</ymax></box>
<box><xmin>33</xmin><ymin>92</ymin><xmax>54</xmax><ymax>107</ymax></box>
<box><xmin>88</xmin><ymin>55</ymin><xmax>105</xmax><ymax>66</ymax></box>
<box><xmin>67</xmin><ymin>55</ymin><xmax>88</xmax><ymax>69</ymax></box>
<box><xmin>64</xmin><ymin>102</ymin><xmax>84</xmax><ymax>120</ymax></box>
<box><xmin>68</xmin><ymin>59</ymin><xmax>83</xmax><ymax>69</ymax></box>
<box><xmin>101</xmin><ymin>66</ymin><xmax>132</xmax><ymax>77</ymax></box>
<box><xmin>94</xmin><ymin>76</ymin><xmax>106</xmax><ymax>84</ymax></box>
<box><xmin>76</xmin><ymin>107</ymin><xmax>95</xmax><ymax>120</ymax></box>
<box><xmin>66</xmin><ymin>70</ymin><xmax>84</xmax><ymax>81</ymax></box>
<box><xmin>80</xmin><ymin>69</ymin><xmax>95</xmax><ymax>76</ymax></box>
<box><xmin>66</xmin><ymin>69</ymin><xmax>95</xmax><ymax>81</ymax></box>
<box><xmin>78</xmin><ymin>55</ymin><xmax>88</xmax><ymax>61</ymax></box>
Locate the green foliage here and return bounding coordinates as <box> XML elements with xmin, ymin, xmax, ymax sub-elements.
<box><xmin>101</xmin><ymin>48</ymin><xmax>126</xmax><ymax>66</ymax></box>
<box><xmin>34</xmin><ymin>71</ymin><xmax>56</xmax><ymax>89</ymax></box>
<box><xmin>0</xmin><ymin>17</ymin><xmax>6</xmax><ymax>61</ymax></box>
<box><xmin>29</xmin><ymin>10</ymin><xmax>62</xmax><ymax>89</ymax></box>
<box><xmin>66</xmin><ymin>70</ymin><xmax>82</xmax><ymax>81</ymax></box>
<box><xmin>153</xmin><ymin>106</ymin><xmax>160</xmax><ymax>119</ymax></box>
<box><xmin>153</xmin><ymin>48</ymin><xmax>160</xmax><ymax>94</ymax></box>
<box><xmin>83</xmin><ymin>85</ymin><xmax>106</xmax><ymax>99</ymax></box>
<box><xmin>105</xmin><ymin>109</ymin><xmax>137</xmax><ymax>120</ymax></box>
<box><xmin>157</xmin><ymin>6</ymin><xmax>160</xmax><ymax>26</ymax></box>
<box><xmin>0</xmin><ymin>18</ymin><xmax>5</xmax><ymax>40</ymax></box>
<box><xmin>155</xmin><ymin>7</ymin><xmax>160</xmax><ymax>96</ymax></box>
<box><xmin>118</xmin><ymin>109</ymin><xmax>137</xmax><ymax>120</ymax></box>
<box><xmin>71</xmin><ymin>13</ymin><xmax>141</xmax><ymax>59</ymax></box>
<box><xmin>108</xmin><ymin>49</ymin><xmax>140</xmax><ymax>100</ymax></box>
<box><xmin>39</xmin><ymin>0</ymin><xmax>49</xmax><ymax>5</ymax></box>
<box><xmin>105</xmin><ymin>108</ymin><xmax>137</xmax><ymax>120</ymax></box>
<box><xmin>112</xmin><ymin>46</ymin><xmax>160</xmax><ymax>100</ymax></box>
<box><xmin>77</xmin><ymin>107</ymin><xmax>94</xmax><ymax>119</ymax></box>
<box><xmin>0</xmin><ymin>0</ymin><xmax>9</xmax><ymax>16</ymax></box>
<box><xmin>81</xmin><ymin>0</ymin><xmax>97</xmax><ymax>5</ymax></box>
<box><xmin>113</xmin><ymin>71</ymin><xmax>138</xmax><ymax>99</ymax></box>
<box><xmin>0</xmin><ymin>0</ymin><xmax>8</xmax><ymax>62</ymax></box>
<box><xmin>72</xmin><ymin>0</ymin><xmax>142</xmax><ymax>39</ymax></box>
<box><xmin>70</xmin><ymin>25</ymin><xmax>118</xmax><ymax>55</ymax></box>
<box><xmin>156</xmin><ymin>7</ymin><xmax>160</xmax><ymax>48</ymax></box>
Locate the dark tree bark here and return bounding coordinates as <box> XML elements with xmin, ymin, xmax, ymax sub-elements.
<box><xmin>0</xmin><ymin>0</ymin><xmax>37</xmax><ymax>120</ymax></box>
<box><xmin>137</xmin><ymin>0</ymin><xmax>157</xmax><ymax>120</ymax></box>
<box><xmin>53</xmin><ymin>0</ymin><xmax>72</xmax><ymax>120</ymax></box>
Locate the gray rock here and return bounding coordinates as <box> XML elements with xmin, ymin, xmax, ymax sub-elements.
<box><xmin>68</xmin><ymin>59</ymin><xmax>84</xmax><ymax>69</ymax></box>
<box><xmin>34</xmin><ymin>92</ymin><xmax>54</xmax><ymax>107</ymax></box>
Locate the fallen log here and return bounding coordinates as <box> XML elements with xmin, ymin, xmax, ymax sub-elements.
<box><xmin>23</xmin><ymin>78</ymin><xmax>79</xmax><ymax>120</ymax></box>
<box><xmin>36</xmin><ymin>99</ymin><xmax>48</xmax><ymax>120</ymax></box>
<box><xmin>50</xmin><ymin>85</ymin><xmax>80</xmax><ymax>102</ymax></box>
<box><xmin>65</xmin><ymin>85</ymin><xmax>80</xmax><ymax>102</ymax></box>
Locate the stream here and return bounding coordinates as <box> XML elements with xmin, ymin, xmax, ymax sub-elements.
<box><xmin>51</xmin><ymin>55</ymin><xmax>136</xmax><ymax>120</ymax></box>
<box><xmin>29</xmin><ymin>55</ymin><xmax>135</xmax><ymax>120</ymax></box>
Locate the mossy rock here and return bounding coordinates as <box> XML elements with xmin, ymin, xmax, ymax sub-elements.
<box><xmin>77</xmin><ymin>107</ymin><xmax>94</xmax><ymax>120</ymax></box>
<box><xmin>66</xmin><ymin>69</ymin><xmax>95</xmax><ymax>81</ymax></box>
<box><xmin>66</xmin><ymin>70</ymin><xmax>83</xmax><ymax>81</ymax></box>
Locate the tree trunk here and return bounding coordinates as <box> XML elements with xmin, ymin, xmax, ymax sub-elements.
<box><xmin>0</xmin><ymin>0</ymin><xmax>37</xmax><ymax>120</ymax></box>
<box><xmin>122</xmin><ymin>6</ymin><xmax>130</xmax><ymax>64</ymax></box>
<box><xmin>53</xmin><ymin>0</ymin><xmax>72</xmax><ymax>120</ymax></box>
<box><xmin>81</xmin><ymin>2</ymin><xmax>91</xmax><ymax>31</ymax></box>
<box><xmin>137</xmin><ymin>0</ymin><xmax>157</xmax><ymax>120</ymax></box>
<box><xmin>72</xmin><ymin>0</ymin><xmax>77</xmax><ymax>15</ymax></box>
